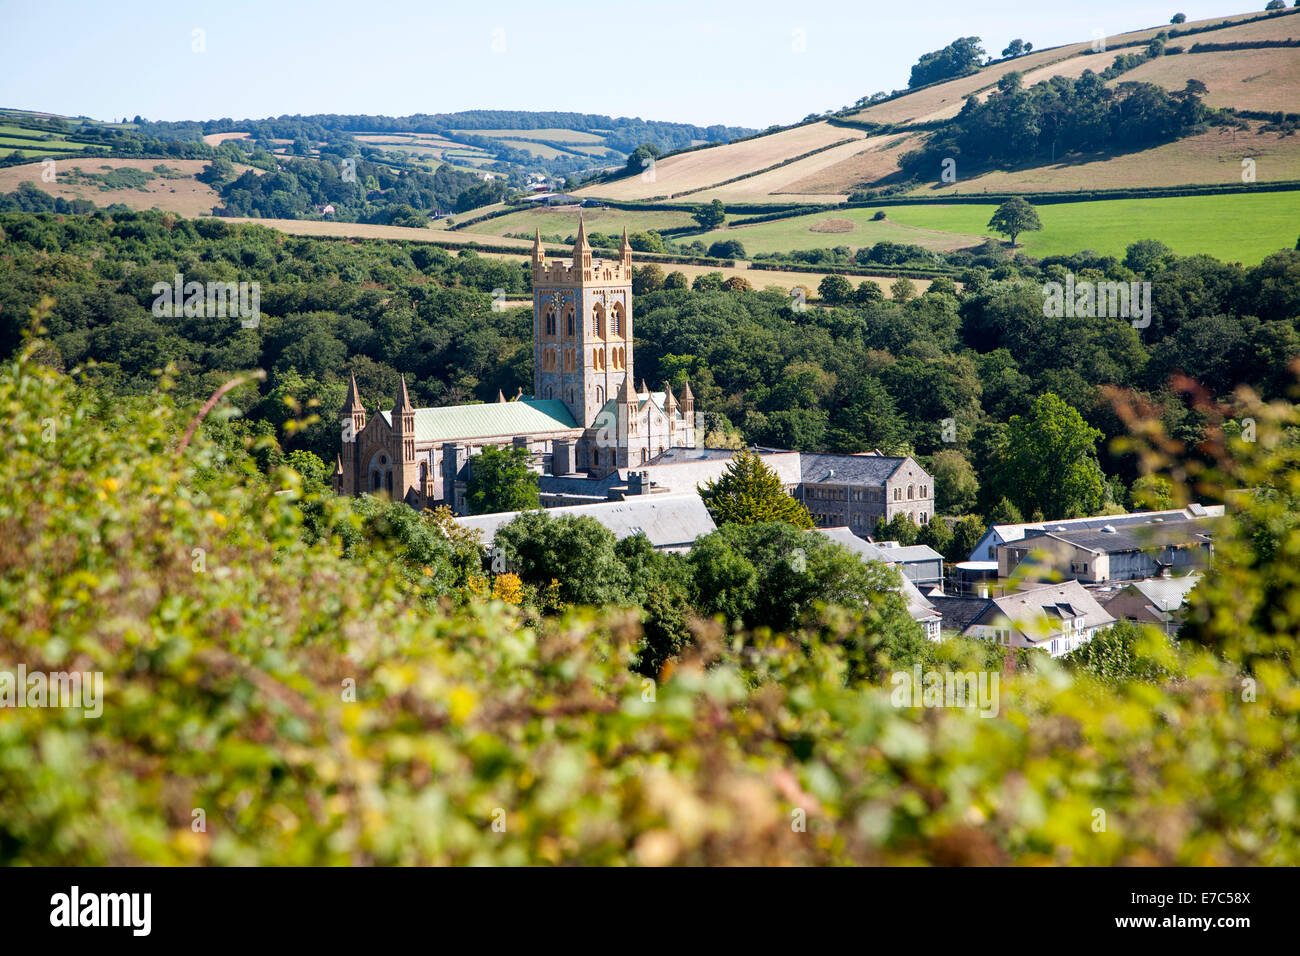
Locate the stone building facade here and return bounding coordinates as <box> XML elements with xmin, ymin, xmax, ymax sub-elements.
<box><xmin>333</xmin><ymin>217</ymin><xmax>697</xmax><ymax>512</ymax></box>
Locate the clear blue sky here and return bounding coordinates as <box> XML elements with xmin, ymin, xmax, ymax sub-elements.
<box><xmin>0</xmin><ymin>1</ymin><xmax>1244</xmax><ymax>128</ymax></box>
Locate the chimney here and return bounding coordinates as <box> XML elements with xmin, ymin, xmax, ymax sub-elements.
<box><xmin>552</xmin><ymin>438</ymin><xmax>573</xmax><ymax>476</ymax></box>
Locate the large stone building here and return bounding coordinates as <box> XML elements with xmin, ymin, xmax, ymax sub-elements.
<box><xmin>333</xmin><ymin>218</ymin><xmax>697</xmax><ymax>510</ymax></box>
<box><xmin>333</xmin><ymin>215</ymin><xmax>934</xmax><ymax>528</ymax></box>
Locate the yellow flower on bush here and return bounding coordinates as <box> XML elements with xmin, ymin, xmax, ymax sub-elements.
<box><xmin>491</xmin><ymin>573</ymin><xmax>523</xmax><ymax>605</ymax></box>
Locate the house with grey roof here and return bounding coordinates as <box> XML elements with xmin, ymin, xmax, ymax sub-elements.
<box><xmin>815</xmin><ymin>527</ymin><xmax>941</xmax><ymax>640</ymax></box>
<box><xmin>631</xmin><ymin>446</ymin><xmax>935</xmax><ymax>533</ymax></box>
<box><xmin>454</xmin><ymin>493</ymin><xmax>716</xmax><ymax>553</ymax></box>
<box><xmin>998</xmin><ymin>515</ymin><xmax>1218</xmax><ymax>584</ymax></box>
<box><xmin>1097</xmin><ymin>572</ymin><xmax>1202</xmax><ymax>634</ymax></box>
<box><xmin>961</xmin><ymin>581</ymin><xmax>1116</xmax><ymax>657</ymax></box>
<box><xmin>964</xmin><ymin>505</ymin><xmax>1225</xmax><ymax>563</ymax></box>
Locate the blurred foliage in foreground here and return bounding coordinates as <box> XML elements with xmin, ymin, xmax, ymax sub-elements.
<box><xmin>0</xmin><ymin>325</ymin><xmax>1298</xmax><ymax>865</ymax></box>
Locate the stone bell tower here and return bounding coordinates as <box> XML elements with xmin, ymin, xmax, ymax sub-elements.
<box><xmin>531</xmin><ymin>216</ymin><xmax>634</xmax><ymax>428</ymax></box>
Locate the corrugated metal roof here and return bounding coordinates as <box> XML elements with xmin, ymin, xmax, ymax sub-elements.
<box><xmin>380</xmin><ymin>399</ymin><xmax>578</xmax><ymax>444</ymax></box>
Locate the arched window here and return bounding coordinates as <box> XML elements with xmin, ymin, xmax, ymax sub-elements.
<box><xmin>641</xmin><ymin>448</ymin><xmax>648</xmax><ymax>463</ymax></box>
<box><xmin>545</xmin><ymin>385</ymin><xmax>553</xmax><ymax>399</ymax></box>
<box><xmin>611</xmin><ymin>303</ymin><xmax>624</xmax><ymax>337</ymax></box>
<box><xmin>596</xmin><ymin>385</ymin><xmax>605</xmax><ymax>405</ymax></box>
<box><xmin>563</xmin><ymin>305</ymin><xmax>575</xmax><ymax>336</ymax></box>
<box><xmin>543</xmin><ymin>305</ymin><xmax>556</xmax><ymax>336</ymax></box>
<box><xmin>592</xmin><ymin>303</ymin><xmax>605</xmax><ymax>337</ymax></box>
<box><xmin>908</xmin><ymin>485</ymin><xmax>914</xmax><ymax>500</ymax></box>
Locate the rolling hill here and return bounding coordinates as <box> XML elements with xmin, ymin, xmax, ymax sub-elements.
<box><xmin>574</xmin><ymin>7</ymin><xmax>1300</xmax><ymax>204</ymax></box>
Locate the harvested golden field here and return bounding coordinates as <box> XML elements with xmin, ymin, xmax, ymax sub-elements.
<box><xmin>354</xmin><ymin>132</ymin><xmax>462</xmax><ymax>148</ymax></box>
<box><xmin>686</xmin><ymin>134</ymin><xmax>905</xmax><ymax>203</ymax></box>
<box><xmin>1005</xmin><ymin>54</ymin><xmax>1103</xmax><ymax>91</ymax></box>
<box><xmin>1178</xmin><ymin>10</ymin><xmax>1300</xmax><ymax>44</ymax></box>
<box><xmin>459</xmin><ymin>205</ymin><xmax>696</xmax><ymax>238</ymax></box>
<box><xmin>201</xmin><ymin>131</ymin><xmax>250</xmax><ymax>146</ymax></box>
<box><xmin>224</xmin><ymin>216</ymin><xmax>538</xmax><ymax>248</ymax></box>
<box><xmin>780</xmin><ymin>133</ymin><xmax>922</xmax><ymax>194</ymax></box>
<box><xmin>0</xmin><ymin>158</ymin><xmax>255</xmax><ymax>216</ymax></box>
<box><xmin>453</xmin><ymin>128</ymin><xmax>605</xmax><ymax>143</ymax></box>
<box><xmin>907</xmin><ymin>123</ymin><xmax>1300</xmax><ymax>195</ymax></box>
<box><xmin>574</xmin><ymin>122</ymin><xmax>867</xmax><ymax>201</ymax></box>
<box><xmin>1121</xmin><ymin>47</ymin><xmax>1300</xmax><ymax>113</ymax></box>
<box><xmin>843</xmin><ymin>9</ymin><xmax>1278</xmax><ymax>126</ymax></box>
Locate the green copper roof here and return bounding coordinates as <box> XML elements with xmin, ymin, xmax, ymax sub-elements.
<box><xmin>380</xmin><ymin>398</ymin><xmax>578</xmax><ymax>444</ymax></box>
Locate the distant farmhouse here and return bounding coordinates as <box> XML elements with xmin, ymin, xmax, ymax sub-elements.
<box><xmin>334</xmin><ymin>216</ymin><xmax>935</xmax><ymax>528</ymax></box>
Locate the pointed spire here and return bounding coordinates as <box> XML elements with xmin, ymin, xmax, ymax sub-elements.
<box><xmin>639</xmin><ymin>378</ymin><xmax>648</xmax><ymax>396</ymax></box>
<box><xmin>680</xmin><ymin>379</ymin><xmax>695</xmax><ymax>403</ymax></box>
<box><xmin>343</xmin><ymin>371</ymin><xmax>363</xmax><ymax>413</ymax></box>
<box><xmin>497</xmin><ymin>389</ymin><xmax>506</xmax><ymax>403</ymax></box>
<box><xmin>395</xmin><ymin>375</ymin><xmax>413</xmax><ymax>413</ymax></box>
<box><xmin>619</xmin><ymin>227</ymin><xmax>631</xmax><ymax>253</ymax></box>
<box><xmin>531</xmin><ymin>227</ymin><xmax>544</xmax><ymax>263</ymax></box>
<box><xmin>664</xmin><ymin>384</ymin><xmax>678</xmax><ymax>412</ymax></box>
<box><xmin>573</xmin><ymin>213</ymin><xmax>589</xmax><ymax>252</ymax></box>
<box><xmin>333</xmin><ymin>452</ymin><xmax>344</xmax><ymax>476</ymax></box>
<box><xmin>618</xmin><ymin>375</ymin><xmax>635</xmax><ymax>404</ymax></box>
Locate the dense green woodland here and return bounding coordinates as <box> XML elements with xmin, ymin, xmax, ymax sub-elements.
<box><xmin>3</xmin><ymin>209</ymin><xmax>1298</xmax><ymax>538</ymax></box>
<box><xmin>1</xmin><ymin>290</ymin><xmax>1297</xmax><ymax>864</ymax></box>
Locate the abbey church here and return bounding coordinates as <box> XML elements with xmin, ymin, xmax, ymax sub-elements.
<box><xmin>333</xmin><ymin>217</ymin><xmax>698</xmax><ymax>513</ymax></box>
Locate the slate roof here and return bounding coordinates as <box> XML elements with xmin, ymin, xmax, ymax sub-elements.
<box><xmin>1121</xmin><ymin>573</ymin><xmax>1202</xmax><ymax>612</ymax></box>
<box><xmin>930</xmin><ymin>596</ymin><xmax>993</xmax><ymax>633</ymax></box>
<box><xmin>379</xmin><ymin>399</ymin><xmax>578</xmax><ymax>444</ymax></box>
<box><xmin>990</xmin><ymin>507</ymin><xmax>1224</xmax><ymax>546</ymax></box>
<box><xmin>1024</xmin><ymin>516</ymin><xmax>1217</xmax><ymax>554</ymax></box>
<box><xmin>815</xmin><ymin>526</ymin><xmax>895</xmax><ymax>563</ymax></box>
<box><xmin>966</xmin><ymin>581</ymin><xmax>1114</xmax><ymax>643</ymax></box>
<box><xmin>646</xmin><ymin>446</ymin><xmax>787</xmax><ymax>465</ymax></box>
<box><xmin>799</xmin><ymin>452</ymin><xmax>907</xmax><ymax>485</ymax></box>
<box><xmin>878</xmin><ymin>544</ymin><xmax>944</xmax><ymax>564</ymax></box>
<box><xmin>1131</xmin><ymin>573</ymin><xmax>1202</xmax><ymax>610</ymax></box>
<box><xmin>814</xmin><ymin>527</ymin><xmax>939</xmax><ymax>623</ymax></box>
<box><xmin>454</xmin><ymin>493</ymin><xmax>716</xmax><ymax>551</ymax></box>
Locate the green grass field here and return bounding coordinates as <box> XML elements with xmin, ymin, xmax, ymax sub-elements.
<box><xmin>0</xmin><ymin>135</ymin><xmax>81</xmax><ymax>151</ymax></box>
<box><xmin>692</xmin><ymin>192</ymin><xmax>1300</xmax><ymax>264</ymax></box>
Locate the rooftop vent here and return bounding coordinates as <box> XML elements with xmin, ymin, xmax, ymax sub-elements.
<box><xmin>1101</xmin><ymin>525</ymin><xmax>1117</xmax><ymax>533</ymax></box>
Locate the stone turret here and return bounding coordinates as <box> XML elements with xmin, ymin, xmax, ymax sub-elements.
<box><xmin>573</xmin><ymin>214</ymin><xmax>592</xmax><ymax>281</ymax></box>
<box><xmin>391</xmin><ymin>375</ymin><xmax>418</xmax><ymax>502</ymax></box>
<box><xmin>664</xmin><ymin>384</ymin><xmax>678</xmax><ymax>416</ymax></box>
<box><xmin>619</xmin><ymin>227</ymin><xmax>632</xmax><ymax>270</ymax></box>
<box><xmin>531</xmin><ymin>227</ymin><xmax>545</xmax><ymax>276</ymax></box>
<box><xmin>339</xmin><ymin>372</ymin><xmax>367</xmax><ymax>494</ymax></box>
